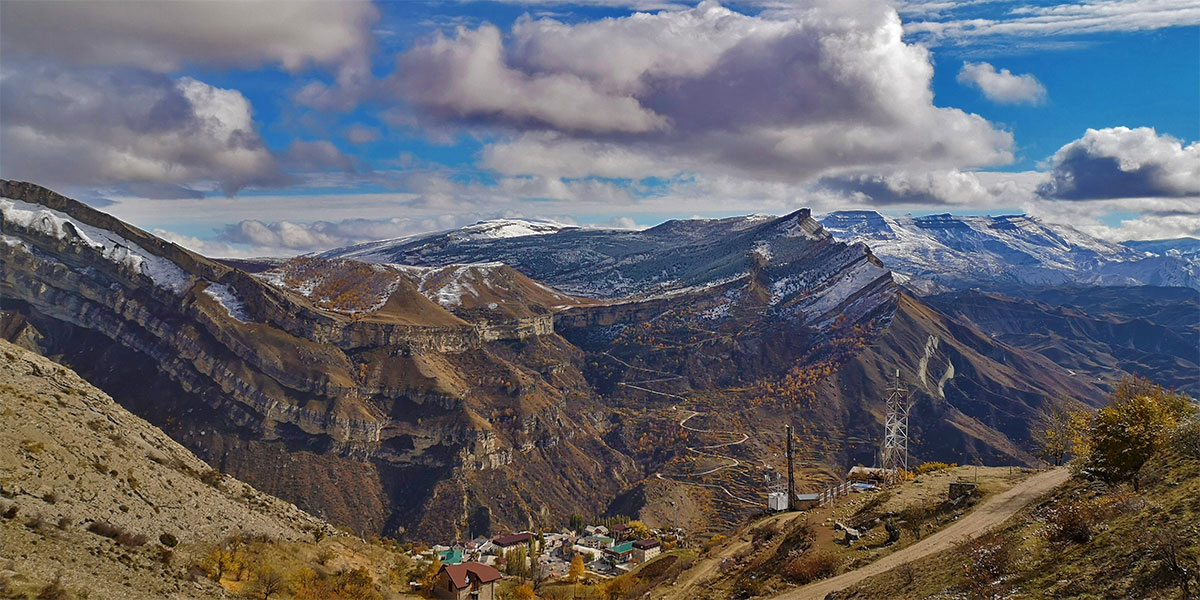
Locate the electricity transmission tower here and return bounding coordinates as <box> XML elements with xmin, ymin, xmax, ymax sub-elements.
<box><xmin>880</xmin><ymin>370</ymin><xmax>911</xmax><ymax>473</ymax></box>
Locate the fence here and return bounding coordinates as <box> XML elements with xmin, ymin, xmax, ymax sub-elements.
<box><xmin>818</xmin><ymin>480</ymin><xmax>851</xmax><ymax>506</ymax></box>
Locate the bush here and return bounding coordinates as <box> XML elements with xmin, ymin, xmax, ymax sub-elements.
<box><xmin>159</xmin><ymin>533</ymin><xmax>179</xmax><ymax>548</ymax></box>
<box><xmin>1044</xmin><ymin>498</ymin><xmax>1101</xmax><ymax>544</ymax></box>
<box><xmin>751</xmin><ymin>522</ymin><xmax>779</xmax><ymax>546</ymax></box>
<box><xmin>782</xmin><ymin>552</ymin><xmax>840</xmax><ymax>584</ymax></box>
<box><xmin>87</xmin><ymin>520</ymin><xmax>123</xmax><ymax>539</ymax></box>
<box><xmin>958</xmin><ymin>530</ymin><xmax>1017</xmax><ymax>599</ymax></box>
<box><xmin>116</xmin><ymin>532</ymin><xmax>149</xmax><ymax>547</ymax></box>
<box><xmin>1</xmin><ymin>502</ymin><xmax>18</xmax><ymax>520</ymax></box>
<box><xmin>35</xmin><ymin>578</ymin><xmax>70</xmax><ymax>600</ymax></box>
<box><xmin>914</xmin><ymin>462</ymin><xmax>956</xmax><ymax>475</ymax></box>
<box><xmin>199</xmin><ymin>469</ymin><xmax>224</xmax><ymax>488</ymax></box>
<box><xmin>56</xmin><ymin>516</ymin><xmax>71</xmax><ymax>530</ymax></box>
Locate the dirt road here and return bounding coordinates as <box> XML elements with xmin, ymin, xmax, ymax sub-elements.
<box><xmin>772</xmin><ymin>467</ymin><xmax>1069</xmax><ymax>600</ymax></box>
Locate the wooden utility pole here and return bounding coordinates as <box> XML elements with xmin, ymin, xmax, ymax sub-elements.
<box><xmin>786</xmin><ymin>423</ymin><xmax>795</xmax><ymax>511</ymax></box>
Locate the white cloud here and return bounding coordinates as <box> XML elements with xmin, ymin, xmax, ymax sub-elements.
<box><xmin>0</xmin><ymin>0</ymin><xmax>377</xmax><ymax>73</ymax></box>
<box><xmin>905</xmin><ymin>0</ymin><xmax>1200</xmax><ymax>41</ymax></box>
<box><xmin>284</xmin><ymin>140</ymin><xmax>359</xmax><ymax>173</ymax></box>
<box><xmin>1038</xmin><ymin>127</ymin><xmax>1200</xmax><ymax>200</ymax></box>
<box><xmin>390</xmin><ymin>1</ymin><xmax>1013</xmax><ymax>183</ymax></box>
<box><xmin>957</xmin><ymin>62</ymin><xmax>1047</xmax><ymax>105</ymax></box>
<box><xmin>390</xmin><ymin>24</ymin><xmax>667</xmax><ymax>133</ymax></box>
<box><xmin>0</xmin><ymin>64</ymin><xmax>281</xmax><ymax>195</ymax></box>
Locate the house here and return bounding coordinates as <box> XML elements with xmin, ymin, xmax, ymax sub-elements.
<box><xmin>439</xmin><ymin>549</ymin><xmax>464</xmax><ymax>565</ymax></box>
<box><xmin>580</xmin><ymin>534</ymin><xmax>614</xmax><ymax>549</ymax></box>
<box><xmin>610</xmin><ymin>524</ymin><xmax>630</xmax><ymax>540</ymax></box>
<box><xmin>435</xmin><ymin>562</ymin><xmax>502</xmax><ymax>600</ymax></box>
<box><xmin>584</xmin><ymin>525</ymin><xmax>609</xmax><ymax>536</ymax></box>
<box><xmin>604</xmin><ymin>541</ymin><xmax>635</xmax><ymax>564</ymax></box>
<box><xmin>632</xmin><ymin>539</ymin><xmax>660</xmax><ymax>563</ymax></box>
<box><xmin>491</xmin><ymin>533</ymin><xmax>533</xmax><ymax>549</ymax></box>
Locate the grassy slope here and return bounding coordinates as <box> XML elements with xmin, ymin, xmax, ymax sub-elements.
<box><xmin>653</xmin><ymin>466</ymin><xmax>1033</xmax><ymax>600</ymax></box>
<box><xmin>0</xmin><ymin>339</ymin><xmax>416</xmax><ymax>600</ymax></box>
<box><xmin>838</xmin><ymin>436</ymin><xmax>1200</xmax><ymax>599</ymax></box>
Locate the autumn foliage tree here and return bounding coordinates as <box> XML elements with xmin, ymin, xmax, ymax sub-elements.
<box><xmin>1031</xmin><ymin>396</ymin><xmax>1091</xmax><ymax>466</ymax></box>
<box><xmin>568</xmin><ymin>554</ymin><xmax>585</xmax><ymax>583</ymax></box>
<box><xmin>1079</xmin><ymin>376</ymin><xmax>1196</xmax><ymax>490</ymax></box>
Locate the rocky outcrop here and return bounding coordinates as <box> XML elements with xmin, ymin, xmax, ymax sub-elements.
<box><xmin>2</xmin><ymin>181</ymin><xmax>636</xmax><ymax>539</ymax></box>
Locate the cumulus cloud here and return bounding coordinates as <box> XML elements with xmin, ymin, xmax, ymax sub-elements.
<box><xmin>0</xmin><ymin>0</ymin><xmax>377</xmax><ymax>74</ymax></box>
<box><xmin>390</xmin><ymin>25</ymin><xmax>666</xmax><ymax>133</ymax></box>
<box><xmin>957</xmin><ymin>62</ymin><xmax>1046</xmax><ymax>105</ymax></box>
<box><xmin>0</xmin><ymin>62</ymin><xmax>282</xmax><ymax>195</ymax></box>
<box><xmin>818</xmin><ymin>169</ymin><xmax>1042</xmax><ymax>207</ymax></box>
<box><xmin>1038</xmin><ymin>127</ymin><xmax>1200</xmax><ymax>200</ymax></box>
<box><xmin>389</xmin><ymin>1</ymin><xmax>1013</xmax><ymax>183</ymax></box>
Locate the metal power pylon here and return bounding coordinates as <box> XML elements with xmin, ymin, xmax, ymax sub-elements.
<box><xmin>880</xmin><ymin>370</ymin><xmax>911</xmax><ymax>473</ymax></box>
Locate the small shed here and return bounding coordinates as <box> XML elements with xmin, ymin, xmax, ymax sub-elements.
<box><xmin>794</xmin><ymin>493</ymin><xmax>820</xmax><ymax>510</ymax></box>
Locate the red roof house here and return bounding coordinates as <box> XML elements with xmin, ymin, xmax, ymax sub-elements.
<box><xmin>436</xmin><ymin>562</ymin><xmax>502</xmax><ymax>600</ymax></box>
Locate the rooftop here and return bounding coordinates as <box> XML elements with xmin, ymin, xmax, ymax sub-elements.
<box><xmin>492</xmin><ymin>532</ymin><xmax>533</xmax><ymax>546</ymax></box>
<box><xmin>606</xmin><ymin>542</ymin><xmax>635</xmax><ymax>554</ymax></box>
<box><xmin>441</xmin><ymin>562</ymin><xmax>502</xmax><ymax>590</ymax></box>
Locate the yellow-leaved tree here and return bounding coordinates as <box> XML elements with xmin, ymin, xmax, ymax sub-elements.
<box><xmin>1080</xmin><ymin>375</ymin><xmax>1195</xmax><ymax>490</ymax></box>
<box><xmin>569</xmin><ymin>554</ymin><xmax>585</xmax><ymax>583</ymax></box>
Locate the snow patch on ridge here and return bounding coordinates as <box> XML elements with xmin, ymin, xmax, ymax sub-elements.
<box><xmin>1</xmin><ymin>198</ymin><xmax>191</xmax><ymax>294</ymax></box>
<box><xmin>202</xmin><ymin>283</ymin><xmax>252</xmax><ymax>322</ymax></box>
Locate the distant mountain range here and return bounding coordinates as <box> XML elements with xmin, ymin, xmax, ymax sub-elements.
<box><xmin>817</xmin><ymin>211</ymin><xmax>1200</xmax><ymax>294</ymax></box>
<box><xmin>3</xmin><ymin>179</ymin><xmax>1195</xmax><ymax>542</ymax></box>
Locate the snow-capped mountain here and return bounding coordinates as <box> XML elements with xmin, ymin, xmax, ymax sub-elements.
<box><xmin>818</xmin><ymin>211</ymin><xmax>1200</xmax><ymax>293</ymax></box>
<box><xmin>324</xmin><ymin>210</ymin><xmax>896</xmax><ymax>328</ymax></box>
<box><xmin>1123</xmin><ymin>237</ymin><xmax>1200</xmax><ymax>258</ymax></box>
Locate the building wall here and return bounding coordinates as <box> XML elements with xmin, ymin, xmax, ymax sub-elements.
<box><xmin>633</xmin><ymin>546</ymin><xmax>660</xmax><ymax>563</ymax></box>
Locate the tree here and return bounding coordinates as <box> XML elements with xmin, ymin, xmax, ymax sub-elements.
<box><xmin>514</xmin><ymin>583</ymin><xmax>536</xmax><ymax>600</ymax></box>
<box><xmin>569</xmin><ymin>554</ymin><xmax>585</xmax><ymax>583</ymax></box>
<box><xmin>1031</xmin><ymin>396</ymin><xmax>1091</xmax><ymax>466</ymax></box>
<box><xmin>506</xmin><ymin>546</ymin><xmax>529</xmax><ymax>580</ymax></box>
<box><xmin>422</xmin><ymin>556</ymin><xmax>443</xmax><ymax>592</ymax></box>
<box><xmin>1081</xmin><ymin>376</ymin><xmax>1196</xmax><ymax>489</ymax></box>
<box><xmin>625</xmin><ymin>520</ymin><xmax>651</xmax><ymax>540</ymax></box>
<box><xmin>601</xmin><ymin>576</ymin><xmax>632</xmax><ymax>600</ymax></box>
<box><xmin>253</xmin><ymin>566</ymin><xmax>288</xmax><ymax>600</ymax></box>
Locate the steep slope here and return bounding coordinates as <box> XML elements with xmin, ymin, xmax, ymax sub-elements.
<box><xmin>927</xmin><ymin>289</ymin><xmax>1200</xmax><ymax>396</ymax></box>
<box><xmin>1</xmin><ymin>179</ymin><xmax>638</xmax><ymax>540</ymax></box>
<box><xmin>4</xmin><ymin>180</ymin><xmax>1114</xmax><ymax>542</ymax></box>
<box><xmin>818</xmin><ymin>211</ymin><xmax>1200</xmax><ymax>293</ymax></box>
<box><xmin>1124</xmin><ymin>237</ymin><xmax>1200</xmax><ymax>258</ymax></box>
<box><xmin>0</xmin><ymin>339</ymin><xmax>325</xmax><ymax>599</ymax></box>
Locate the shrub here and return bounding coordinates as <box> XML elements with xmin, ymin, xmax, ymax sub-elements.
<box><xmin>199</xmin><ymin>469</ymin><xmax>224</xmax><ymax>488</ymax></box>
<box><xmin>958</xmin><ymin>530</ymin><xmax>1017</xmax><ymax>599</ymax></box>
<box><xmin>782</xmin><ymin>552</ymin><xmax>840</xmax><ymax>584</ymax></box>
<box><xmin>87</xmin><ymin>521</ymin><xmax>123</xmax><ymax>539</ymax></box>
<box><xmin>914</xmin><ymin>462</ymin><xmax>956</xmax><ymax>475</ymax></box>
<box><xmin>159</xmin><ymin>533</ymin><xmax>179</xmax><ymax>548</ymax></box>
<box><xmin>1</xmin><ymin>502</ymin><xmax>19</xmax><ymax>520</ymax></box>
<box><xmin>116</xmin><ymin>532</ymin><xmax>149</xmax><ymax>547</ymax></box>
<box><xmin>751</xmin><ymin>521</ymin><xmax>779</xmax><ymax>546</ymax></box>
<box><xmin>42</xmin><ymin>491</ymin><xmax>58</xmax><ymax>504</ymax></box>
<box><xmin>56</xmin><ymin>516</ymin><xmax>71</xmax><ymax>530</ymax></box>
<box><xmin>1044</xmin><ymin>498</ymin><xmax>1101</xmax><ymax>544</ymax></box>
<box><xmin>25</xmin><ymin>514</ymin><xmax>48</xmax><ymax>532</ymax></box>
<box><xmin>35</xmin><ymin>577</ymin><xmax>70</xmax><ymax>600</ymax></box>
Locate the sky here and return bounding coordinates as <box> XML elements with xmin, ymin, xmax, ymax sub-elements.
<box><xmin>1</xmin><ymin>0</ymin><xmax>1197</xmax><ymax>257</ymax></box>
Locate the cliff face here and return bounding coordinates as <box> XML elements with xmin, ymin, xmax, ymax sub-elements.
<box><xmin>2</xmin><ymin>180</ymin><xmax>1109</xmax><ymax>539</ymax></box>
<box><xmin>1</xmin><ymin>180</ymin><xmax>637</xmax><ymax>539</ymax></box>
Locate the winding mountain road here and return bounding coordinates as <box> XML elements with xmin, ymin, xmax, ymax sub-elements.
<box><xmin>770</xmin><ymin>467</ymin><xmax>1070</xmax><ymax>600</ymax></box>
<box><xmin>606</xmin><ymin>352</ymin><xmax>761</xmax><ymax>506</ymax></box>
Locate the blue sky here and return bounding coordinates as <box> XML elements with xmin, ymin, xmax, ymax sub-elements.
<box><xmin>1</xmin><ymin>0</ymin><xmax>1197</xmax><ymax>256</ymax></box>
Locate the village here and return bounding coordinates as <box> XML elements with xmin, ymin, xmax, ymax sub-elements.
<box><xmin>415</xmin><ymin>519</ymin><xmax>680</xmax><ymax>600</ymax></box>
